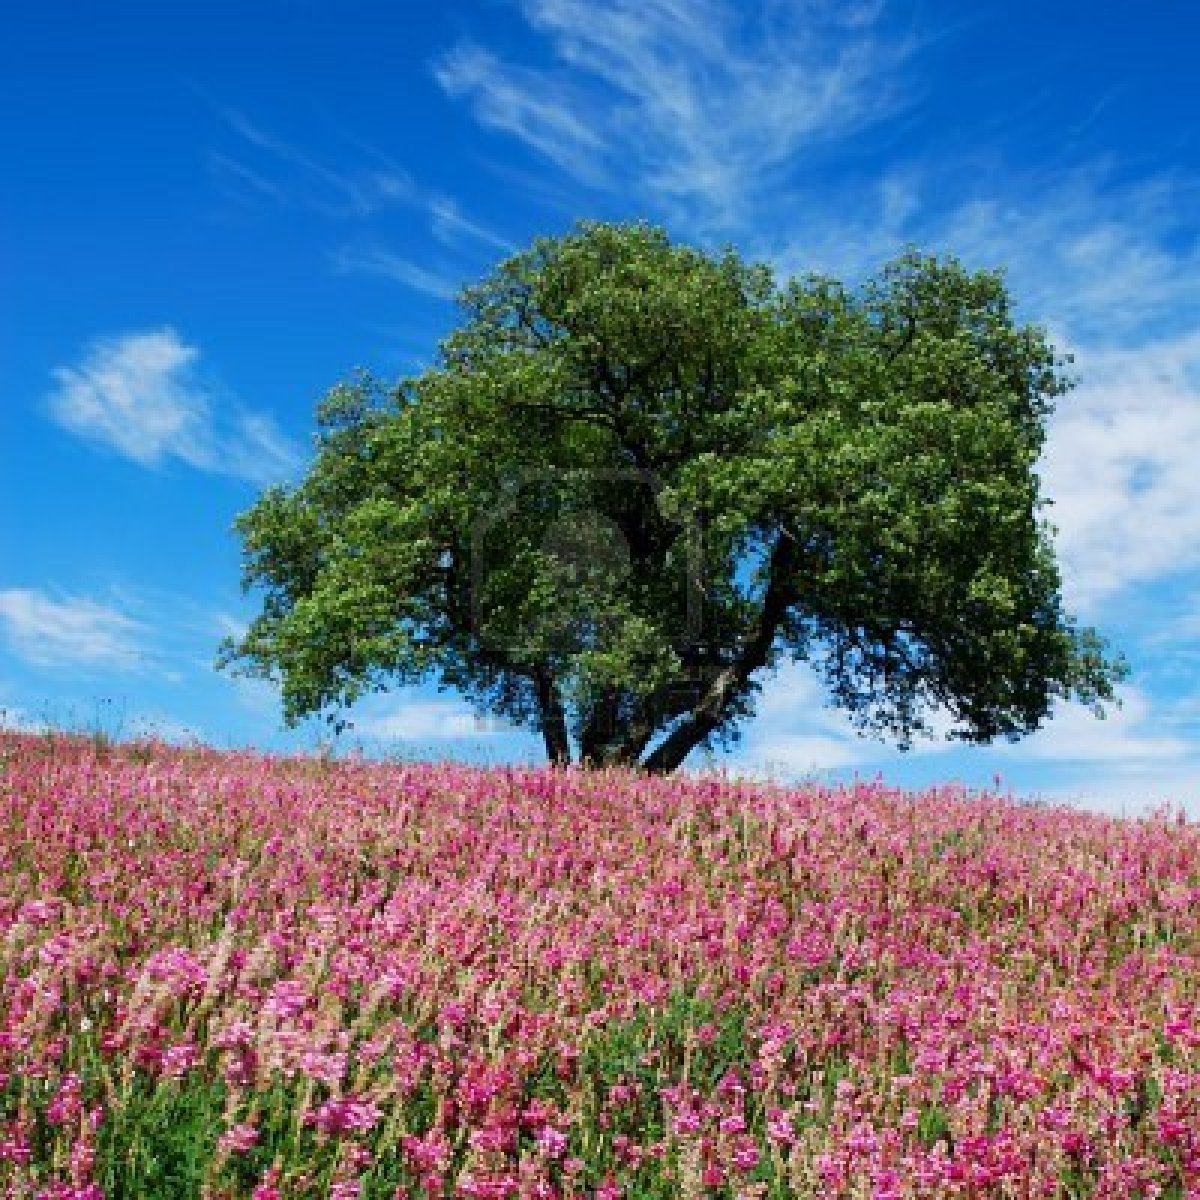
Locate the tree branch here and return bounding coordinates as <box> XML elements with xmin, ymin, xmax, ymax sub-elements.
<box><xmin>640</xmin><ymin>533</ymin><xmax>801</xmax><ymax>773</ymax></box>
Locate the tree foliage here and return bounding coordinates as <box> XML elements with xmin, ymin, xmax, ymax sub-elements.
<box><xmin>220</xmin><ymin>221</ymin><xmax>1126</xmax><ymax>771</ymax></box>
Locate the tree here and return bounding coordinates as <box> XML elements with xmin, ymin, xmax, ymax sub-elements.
<box><xmin>219</xmin><ymin>220</ymin><xmax>1127</xmax><ymax>772</ymax></box>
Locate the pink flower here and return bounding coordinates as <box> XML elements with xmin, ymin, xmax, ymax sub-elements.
<box><xmin>217</xmin><ymin>1123</ymin><xmax>259</xmax><ymax>1154</ymax></box>
<box><xmin>536</xmin><ymin>1125</ymin><xmax>569</xmax><ymax>1159</ymax></box>
<box><xmin>46</xmin><ymin>1074</ymin><xmax>83</xmax><ymax>1126</ymax></box>
<box><xmin>313</xmin><ymin>1095</ymin><xmax>381</xmax><ymax>1136</ymax></box>
<box><xmin>160</xmin><ymin>1040</ymin><xmax>199</xmax><ymax>1079</ymax></box>
<box><xmin>765</xmin><ymin>1106</ymin><xmax>795</xmax><ymax>1147</ymax></box>
<box><xmin>730</xmin><ymin>1135</ymin><xmax>759</xmax><ymax>1172</ymax></box>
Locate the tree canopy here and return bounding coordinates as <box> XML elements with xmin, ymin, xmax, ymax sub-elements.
<box><xmin>220</xmin><ymin>220</ymin><xmax>1127</xmax><ymax>771</ymax></box>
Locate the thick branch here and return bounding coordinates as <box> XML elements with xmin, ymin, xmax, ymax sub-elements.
<box><xmin>640</xmin><ymin>534</ymin><xmax>800</xmax><ymax>773</ymax></box>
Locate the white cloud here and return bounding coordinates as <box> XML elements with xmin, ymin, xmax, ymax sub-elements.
<box><xmin>725</xmin><ymin>658</ymin><xmax>1196</xmax><ymax>796</ymax></box>
<box><xmin>356</xmin><ymin>698</ymin><xmax>510</xmax><ymax>740</ymax></box>
<box><xmin>0</xmin><ymin>589</ymin><xmax>147</xmax><ymax>670</ymax></box>
<box><xmin>0</xmin><ymin>705</ymin><xmax>46</xmax><ymax>734</ymax></box>
<box><xmin>1038</xmin><ymin>333</ymin><xmax>1200</xmax><ymax>610</ymax></box>
<box><xmin>212</xmin><ymin>105</ymin><xmax>511</xmax><ymax>261</ymax></box>
<box><xmin>729</xmin><ymin>659</ymin><xmax>871</xmax><ymax>778</ymax></box>
<box><xmin>330</xmin><ymin>246</ymin><xmax>461</xmax><ymax>300</ymax></box>
<box><xmin>766</xmin><ymin>165</ymin><xmax>1200</xmax><ymax>341</ymax></box>
<box><xmin>435</xmin><ymin>44</ymin><xmax>609</xmax><ymax>186</ymax></box>
<box><xmin>215</xmin><ymin>107</ymin><xmax>414</xmax><ymax>219</ymax></box>
<box><xmin>428</xmin><ymin>197</ymin><xmax>515</xmax><ymax>256</ymax></box>
<box><xmin>902</xmin><ymin>682</ymin><xmax>1194</xmax><ymax>775</ymax></box>
<box><xmin>47</xmin><ymin>329</ymin><xmax>300</xmax><ymax>484</ymax></box>
<box><xmin>0</xmin><ymin>697</ymin><xmax>201</xmax><ymax>745</ymax></box>
<box><xmin>50</xmin><ymin>330</ymin><xmax>207</xmax><ymax>467</ymax></box>
<box><xmin>932</xmin><ymin>171</ymin><xmax>1200</xmax><ymax>346</ymax></box>
<box><xmin>436</xmin><ymin>0</ymin><xmax>913</xmax><ymax>228</ymax></box>
<box><xmin>749</xmin><ymin>732</ymin><xmax>866</xmax><ymax>776</ymax></box>
<box><xmin>1041</xmin><ymin>766</ymin><xmax>1200</xmax><ymax>820</ymax></box>
<box><xmin>998</xmin><ymin>686</ymin><xmax>1192</xmax><ymax>767</ymax></box>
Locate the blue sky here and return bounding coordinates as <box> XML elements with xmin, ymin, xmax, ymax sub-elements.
<box><xmin>3</xmin><ymin>1</ymin><xmax>1199</xmax><ymax>814</ymax></box>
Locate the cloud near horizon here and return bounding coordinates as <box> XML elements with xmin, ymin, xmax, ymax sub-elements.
<box><xmin>0</xmin><ymin>589</ymin><xmax>148</xmax><ymax>672</ymax></box>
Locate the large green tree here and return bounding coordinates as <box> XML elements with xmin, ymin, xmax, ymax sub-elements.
<box><xmin>220</xmin><ymin>221</ymin><xmax>1126</xmax><ymax>771</ymax></box>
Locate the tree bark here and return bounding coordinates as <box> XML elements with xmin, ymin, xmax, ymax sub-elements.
<box><xmin>534</xmin><ymin>667</ymin><xmax>572</xmax><ymax>765</ymax></box>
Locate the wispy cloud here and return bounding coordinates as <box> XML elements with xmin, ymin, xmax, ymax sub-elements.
<box><xmin>767</xmin><ymin>165</ymin><xmax>1200</xmax><ymax>341</ymax></box>
<box><xmin>729</xmin><ymin>652</ymin><xmax>1197</xmax><ymax>785</ymax></box>
<box><xmin>1143</xmin><ymin>592</ymin><xmax>1200</xmax><ymax>652</ymax></box>
<box><xmin>1042</xmin><ymin>764</ymin><xmax>1200</xmax><ymax>819</ymax></box>
<box><xmin>435</xmin><ymin>44</ymin><xmax>609</xmax><ymax>186</ymax></box>
<box><xmin>213</xmin><ymin>611</ymin><xmax>250</xmax><ymax>643</ymax></box>
<box><xmin>746</xmin><ymin>732</ymin><xmax>867</xmax><ymax>777</ymax></box>
<box><xmin>208</xmin><ymin>152</ymin><xmax>289</xmax><ymax>205</ymax></box>
<box><xmin>210</xmin><ymin>105</ymin><xmax>513</xmax><ymax>259</ymax></box>
<box><xmin>214</xmin><ymin>107</ymin><xmax>414</xmax><ymax>219</ymax></box>
<box><xmin>330</xmin><ymin>246</ymin><xmax>462</xmax><ymax>300</ymax></box>
<box><xmin>47</xmin><ymin>328</ymin><xmax>301</xmax><ymax>484</ymax></box>
<box><xmin>436</xmin><ymin>0</ymin><xmax>915</xmax><ymax>228</ymax></box>
<box><xmin>428</xmin><ymin>197</ymin><xmax>516</xmax><ymax>256</ymax></box>
<box><xmin>0</xmin><ymin>698</ymin><xmax>202</xmax><ymax>745</ymax></box>
<box><xmin>931</xmin><ymin>170</ymin><xmax>1200</xmax><ymax>346</ymax></box>
<box><xmin>0</xmin><ymin>589</ymin><xmax>148</xmax><ymax>671</ymax></box>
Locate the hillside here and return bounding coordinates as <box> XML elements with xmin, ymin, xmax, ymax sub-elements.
<box><xmin>1</xmin><ymin>733</ymin><xmax>1197</xmax><ymax>1198</ymax></box>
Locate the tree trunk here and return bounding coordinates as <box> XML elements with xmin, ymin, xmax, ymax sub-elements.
<box><xmin>578</xmin><ymin>685</ymin><xmax>621</xmax><ymax>766</ymax></box>
<box><xmin>534</xmin><ymin>668</ymin><xmax>572</xmax><ymax>766</ymax></box>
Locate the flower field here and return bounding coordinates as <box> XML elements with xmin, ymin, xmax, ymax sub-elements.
<box><xmin>1</xmin><ymin>733</ymin><xmax>1198</xmax><ymax>1199</ymax></box>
